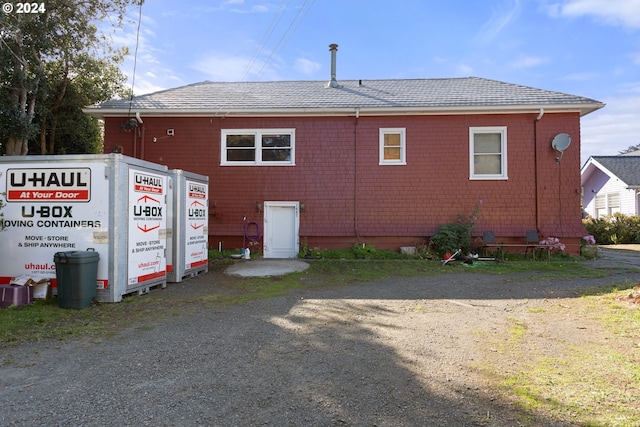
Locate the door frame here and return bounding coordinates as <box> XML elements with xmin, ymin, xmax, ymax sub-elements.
<box><xmin>263</xmin><ymin>201</ymin><xmax>300</xmax><ymax>258</ymax></box>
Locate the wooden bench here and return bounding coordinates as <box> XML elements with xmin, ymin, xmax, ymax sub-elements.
<box><xmin>483</xmin><ymin>243</ymin><xmax>552</xmax><ymax>261</ymax></box>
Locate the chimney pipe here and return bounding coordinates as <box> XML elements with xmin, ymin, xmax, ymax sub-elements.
<box><xmin>327</xmin><ymin>43</ymin><xmax>340</xmax><ymax>88</ymax></box>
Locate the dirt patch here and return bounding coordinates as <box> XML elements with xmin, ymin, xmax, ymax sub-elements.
<box><xmin>615</xmin><ymin>284</ymin><xmax>640</xmax><ymax>307</ymax></box>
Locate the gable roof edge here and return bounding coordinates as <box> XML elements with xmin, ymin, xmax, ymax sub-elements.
<box><xmin>84</xmin><ymin>102</ymin><xmax>603</xmax><ymax>119</ymax></box>
<box><xmin>582</xmin><ymin>156</ymin><xmax>640</xmax><ymax>189</ymax></box>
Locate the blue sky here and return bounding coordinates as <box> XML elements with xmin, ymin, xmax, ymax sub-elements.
<box><xmin>111</xmin><ymin>0</ymin><xmax>640</xmax><ymax>164</ymax></box>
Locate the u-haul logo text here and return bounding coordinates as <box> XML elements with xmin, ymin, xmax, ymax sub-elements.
<box><xmin>6</xmin><ymin>168</ymin><xmax>91</xmax><ymax>202</ymax></box>
<box><xmin>134</xmin><ymin>172</ymin><xmax>163</xmax><ymax>194</ymax></box>
<box><xmin>188</xmin><ymin>182</ymin><xmax>206</xmax><ymax>199</ymax></box>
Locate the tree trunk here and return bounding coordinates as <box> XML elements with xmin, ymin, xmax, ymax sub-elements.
<box><xmin>39</xmin><ymin>115</ymin><xmax>48</xmax><ymax>154</ymax></box>
<box><xmin>48</xmin><ymin>110</ymin><xmax>60</xmax><ymax>155</ymax></box>
<box><xmin>48</xmin><ymin>76</ymin><xmax>69</xmax><ymax>155</ymax></box>
<box><xmin>48</xmin><ymin>118</ymin><xmax>57</xmax><ymax>154</ymax></box>
<box><xmin>3</xmin><ymin>12</ymin><xmax>47</xmax><ymax>156</ymax></box>
<box><xmin>5</xmin><ymin>137</ymin><xmax>29</xmax><ymax>156</ymax></box>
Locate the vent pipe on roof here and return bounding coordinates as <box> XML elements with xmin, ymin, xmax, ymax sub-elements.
<box><xmin>327</xmin><ymin>44</ymin><xmax>341</xmax><ymax>88</ymax></box>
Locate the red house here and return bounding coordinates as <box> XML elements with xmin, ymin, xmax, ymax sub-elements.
<box><xmin>85</xmin><ymin>47</ymin><xmax>603</xmax><ymax>257</ymax></box>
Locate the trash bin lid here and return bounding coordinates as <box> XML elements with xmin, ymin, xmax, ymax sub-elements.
<box><xmin>54</xmin><ymin>251</ymin><xmax>100</xmax><ymax>264</ymax></box>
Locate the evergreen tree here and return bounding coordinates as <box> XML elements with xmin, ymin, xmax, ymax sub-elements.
<box><xmin>0</xmin><ymin>0</ymin><xmax>139</xmax><ymax>155</ymax></box>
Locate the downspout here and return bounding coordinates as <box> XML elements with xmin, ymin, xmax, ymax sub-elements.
<box><xmin>354</xmin><ymin>107</ymin><xmax>360</xmax><ymax>241</ymax></box>
<box><xmin>132</xmin><ymin>125</ymin><xmax>137</xmax><ymax>158</ymax></box>
<box><xmin>136</xmin><ymin>112</ymin><xmax>145</xmax><ymax>160</ymax></box>
<box><xmin>534</xmin><ymin>108</ymin><xmax>544</xmax><ymax>232</ymax></box>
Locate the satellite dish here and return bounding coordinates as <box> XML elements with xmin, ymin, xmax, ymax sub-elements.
<box><xmin>551</xmin><ymin>133</ymin><xmax>571</xmax><ymax>163</ymax></box>
<box><xmin>120</xmin><ymin>118</ymin><xmax>138</xmax><ymax>132</ymax></box>
<box><xmin>552</xmin><ymin>133</ymin><xmax>571</xmax><ymax>152</ymax></box>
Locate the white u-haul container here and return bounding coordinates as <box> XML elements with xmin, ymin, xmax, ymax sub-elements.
<box><xmin>167</xmin><ymin>170</ymin><xmax>209</xmax><ymax>282</ymax></box>
<box><xmin>0</xmin><ymin>154</ymin><xmax>168</xmax><ymax>302</ymax></box>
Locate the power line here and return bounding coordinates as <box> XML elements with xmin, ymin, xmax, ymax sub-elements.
<box><xmin>253</xmin><ymin>0</ymin><xmax>315</xmax><ymax>81</ymax></box>
<box><xmin>277</xmin><ymin>0</ymin><xmax>316</xmax><ymax>64</ymax></box>
<box><xmin>127</xmin><ymin>1</ymin><xmax>143</xmax><ymax>117</ymax></box>
<box><xmin>255</xmin><ymin>0</ymin><xmax>311</xmax><ymax>80</ymax></box>
<box><xmin>240</xmin><ymin>0</ymin><xmax>291</xmax><ymax>82</ymax></box>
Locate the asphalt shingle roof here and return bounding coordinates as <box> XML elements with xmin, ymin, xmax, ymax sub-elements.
<box><xmin>592</xmin><ymin>156</ymin><xmax>640</xmax><ymax>186</ymax></box>
<box><xmin>86</xmin><ymin>77</ymin><xmax>603</xmax><ymax>116</ymax></box>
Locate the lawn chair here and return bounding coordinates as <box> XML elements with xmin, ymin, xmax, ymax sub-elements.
<box><xmin>524</xmin><ymin>230</ymin><xmax>540</xmax><ymax>259</ymax></box>
<box><xmin>482</xmin><ymin>231</ymin><xmax>502</xmax><ymax>259</ymax></box>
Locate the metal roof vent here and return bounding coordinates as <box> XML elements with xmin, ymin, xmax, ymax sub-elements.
<box><xmin>326</xmin><ymin>43</ymin><xmax>341</xmax><ymax>89</ymax></box>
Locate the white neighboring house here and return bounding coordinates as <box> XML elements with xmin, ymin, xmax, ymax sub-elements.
<box><xmin>581</xmin><ymin>152</ymin><xmax>640</xmax><ymax>218</ymax></box>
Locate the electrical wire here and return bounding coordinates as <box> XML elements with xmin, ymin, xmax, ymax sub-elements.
<box><xmin>254</xmin><ymin>0</ymin><xmax>308</xmax><ymax>80</ymax></box>
<box><xmin>239</xmin><ymin>0</ymin><xmax>291</xmax><ymax>82</ymax></box>
<box><xmin>127</xmin><ymin>2</ymin><xmax>143</xmax><ymax>118</ymax></box>
<box><xmin>276</xmin><ymin>0</ymin><xmax>316</xmax><ymax>60</ymax></box>
<box><xmin>254</xmin><ymin>0</ymin><xmax>315</xmax><ymax>81</ymax></box>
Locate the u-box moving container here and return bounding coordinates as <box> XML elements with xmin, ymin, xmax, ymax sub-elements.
<box><xmin>0</xmin><ymin>154</ymin><xmax>168</xmax><ymax>302</ymax></box>
<box><xmin>167</xmin><ymin>170</ymin><xmax>209</xmax><ymax>282</ymax></box>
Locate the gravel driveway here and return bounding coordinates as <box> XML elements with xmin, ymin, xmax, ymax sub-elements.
<box><xmin>1</xmin><ymin>248</ymin><xmax>639</xmax><ymax>426</ymax></box>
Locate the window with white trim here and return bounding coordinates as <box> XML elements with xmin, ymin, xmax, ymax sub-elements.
<box><xmin>221</xmin><ymin>129</ymin><xmax>295</xmax><ymax>165</ymax></box>
<box><xmin>469</xmin><ymin>127</ymin><xmax>507</xmax><ymax>180</ymax></box>
<box><xmin>379</xmin><ymin>128</ymin><xmax>406</xmax><ymax>165</ymax></box>
<box><xmin>595</xmin><ymin>193</ymin><xmax>620</xmax><ymax>218</ymax></box>
<box><xmin>595</xmin><ymin>194</ymin><xmax>606</xmax><ymax>218</ymax></box>
<box><xmin>608</xmin><ymin>193</ymin><xmax>620</xmax><ymax>215</ymax></box>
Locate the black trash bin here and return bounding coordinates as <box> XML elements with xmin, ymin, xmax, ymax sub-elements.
<box><xmin>54</xmin><ymin>251</ymin><xmax>100</xmax><ymax>309</ymax></box>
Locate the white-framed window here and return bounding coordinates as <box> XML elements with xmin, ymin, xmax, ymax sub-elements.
<box><xmin>469</xmin><ymin>127</ymin><xmax>507</xmax><ymax>180</ymax></box>
<box><xmin>221</xmin><ymin>129</ymin><xmax>295</xmax><ymax>166</ymax></box>
<box><xmin>595</xmin><ymin>194</ymin><xmax>606</xmax><ymax>218</ymax></box>
<box><xmin>595</xmin><ymin>193</ymin><xmax>620</xmax><ymax>218</ymax></box>
<box><xmin>379</xmin><ymin>128</ymin><xmax>406</xmax><ymax>165</ymax></box>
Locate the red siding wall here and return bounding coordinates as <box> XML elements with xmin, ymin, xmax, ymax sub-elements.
<box><xmin>103</xmin><ymin>112</ymin><xmax>585</xmax><ymax>253</ymax></box>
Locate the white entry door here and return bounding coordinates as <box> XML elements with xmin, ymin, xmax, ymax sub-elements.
<box><xmin>264</xmin><ymin>202</ymin><xmax>299</xmax><ymax>258</ymax></box>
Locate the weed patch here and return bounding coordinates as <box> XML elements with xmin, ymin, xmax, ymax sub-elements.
<box><xmin>483</xmin><ymin>281</ymin><xmax>640</xmax><ymax>426</ymax></box>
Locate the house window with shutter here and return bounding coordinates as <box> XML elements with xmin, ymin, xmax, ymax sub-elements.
<box><xmin>221</xmin><ymin>129</ymin><xmax>295</xmax><ymax>165</ymax></box>
<box><xmin>469</xmin><ymin>127</ymin><xmax>507</xmax><ymax>180</ymax></box>
<box><xmin>379</xmin><ymin>128</ymin><xmax>406</xmax><ymax>165</ymax></box>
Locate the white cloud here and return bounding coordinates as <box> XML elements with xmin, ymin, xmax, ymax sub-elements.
<box><xmin>105</xmin><ymin>8</ymin><xmax>188</xmax><ymax>95</ymax></box>
<box><xmin>294</xmin><ymin>58</ymin><xmax>321</xmax><ymax>75</ymax></box>
<box><xmin>510</xmin><ymin>55</ymin><xmax>548</xmax><ymax>69</ymax></box>
<box><xmin>555</xmin><ymin>0</ymin><xmax>640</xmax><ymax>29</ymax></box>
<box><xmin>456</xmin><ymin>64</ymin><xmax>475</xmax><ymax>76</ymax></box>
<box><xmin>191</xmin><ymin>52</ymin><xmax>280</xmax><ymax>81</ymax></box>
<box><xmin>581</xmin><ymin>94</ymin><xmax>640</xmax><ymax>162</ymax></box>
<box><xmin>474</xmin><ymin>0</ymin><xmax>522</xmax><ymax>45</ymax></box>
<box><xmin>222</xmin><ymin>0</ymin><xmax>270</xmax><ymax>14</ymax></box>
<box><xmin>131</xmin><ymin>80</ymin><xmax>167</xmax><ymax>95</ymax></box>
<box><xmin>560</xmin><ymin>72</ymin><xmax>600</xmax><ymax>81</ymax></box>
